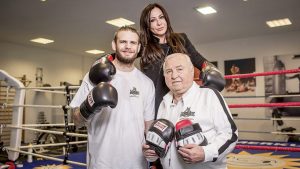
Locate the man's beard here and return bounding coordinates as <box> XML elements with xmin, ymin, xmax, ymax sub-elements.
<box><xmin>115</xmin><ymin>51</ymin><xmax>137</xmax><ymax>64</ymax></box>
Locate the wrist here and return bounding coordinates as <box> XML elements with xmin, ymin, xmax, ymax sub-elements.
<box><xmin>73</xmin><ymin>109</ymin><xmax>88</xmax><ymax>128</ymax></box>
<box><xmin>79</xmin><ymin>102</ymin><xmax>93</xmax><ymax>120</ymax></box>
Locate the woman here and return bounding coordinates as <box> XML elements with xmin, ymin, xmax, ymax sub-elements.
<box><xmin>139</xmin><ymin>3</ymin><xmax>208</xmax><ymax>116</ymax></box>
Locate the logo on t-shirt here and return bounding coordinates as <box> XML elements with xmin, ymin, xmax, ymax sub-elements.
<box><xmin>180</xmin><ymin>107</ymin><xmax>195</xmax><ymax>117</ymax></box>
<box><xmin>130</xmin><ymin>87</ymin><xmax>140</xmax><ymax>97</ymax></box>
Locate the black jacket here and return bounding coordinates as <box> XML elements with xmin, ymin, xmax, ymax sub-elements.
<box><xmin>142</xmin><ymin>33</ymin><xmax>207</xmax><ymax>117</ymax></box>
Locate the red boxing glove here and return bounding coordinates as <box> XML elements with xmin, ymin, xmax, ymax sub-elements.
<box><xmin>175</xmin><ymin>119</ymin><xmax>207</xmax><ymax>148</ymax></box>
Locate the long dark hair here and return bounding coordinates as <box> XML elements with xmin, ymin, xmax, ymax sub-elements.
<box><xmin>139</xmin><ymin>3</ymin><xmax>186</xmax><ymax>69</ymax></box>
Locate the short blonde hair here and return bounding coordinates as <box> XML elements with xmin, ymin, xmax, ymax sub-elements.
<box><xmin>113</xmin><ymin>26</ymin><xmax>140</xmax><ymax>43</ymax></box>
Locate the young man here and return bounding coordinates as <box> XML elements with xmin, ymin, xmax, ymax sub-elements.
<box><xmin>143</xmin><ymin>53</ymin><xmax>238</xmax><ymax>169</ymax></box>
<box><xmin>71</xmin><ymin>26</ymin><xmax>155</xmax><ymax>169</ymax></box>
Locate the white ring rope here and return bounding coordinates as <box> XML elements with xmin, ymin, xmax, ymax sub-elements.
<box><xmin>19</xmin><ymin>86</ymin><xmax>79</xmax><ymax>90</ymax></box>
<box><xmin>5</xmin><ymin>148</ymin><xmax>86</xmax><ymax>167</ymax></box>
<box><xmin>22</xmin><ymin>123</ymin><xmax>75</xmax><ymax>127</ymax></box>
<box><xmin>31</xmin><ymin>89</ymin><xmax>77</xmax><ymax>95</ymax></box>
<box><xmin>272</xmin><ymin>131</ymin><xmax>300</xmax><ymax>135</ymax></box>
<box><xmin>7</xmin><ymin>125</ymin><xmax>87</xmax><ymax>138</ymax></box>
<box><xmin>2</xmin><ymin>103</ymin><xmax>72</xmax><ymax>109</ymax></box>
<box><xmin>19</xmin><ymin>141</ymin><xmax>87</xmax><ymax>149</ymax></box>
<box><xmin>268</xmin><ymin>94</ymin><xmax>300</xmax><ymax>98</ymax></box>
<box><xmin>239</xmin><ymin>130</ymin><xmax>300</xmax><ymax>135</ymax></box>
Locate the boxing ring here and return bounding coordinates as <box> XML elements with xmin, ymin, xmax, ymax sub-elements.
<box><xmin>0</xmin><ymin>70</ymin><xmax>87</xmax><ymax>167</ymax></box>
<box><xmin>1</xmin><ymin>67</ymin><xmax>300</xmax><ymax>168</ymax></box>
<box><xmin>224</xmin><ymin>68</ymin><xmax>300</xmax><ymax>169</ymax></box>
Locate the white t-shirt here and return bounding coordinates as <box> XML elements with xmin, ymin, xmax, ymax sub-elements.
<box><xmin>70</xmin><ymin>67</ymin><xmax>155</xmax><ymax>169</ymax></box>
<box><xmin>157</xmin><ymin>82</ymin><xmax>238</xmax><ymax>169</ymax></box>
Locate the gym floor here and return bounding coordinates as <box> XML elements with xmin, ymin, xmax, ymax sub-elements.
<box><xmin>15</xmin><ymin>140</ymin><xmax>300</xmax><ymax>169</ymax></box>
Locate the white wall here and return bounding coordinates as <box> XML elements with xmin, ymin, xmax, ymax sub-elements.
<box><xmin>0</xmin><ymin>41</ymin><xmax>95</xmax><ymax>85</ymax></box>
<box><xmin>0</xmin><ymin>41</ymin><xmax>96</xmax><ymax>142</ymax></box>
<box><xmin>197</xmin><ymin>30</ymin><xmax>300</xmax><ymax>141</ymax></box>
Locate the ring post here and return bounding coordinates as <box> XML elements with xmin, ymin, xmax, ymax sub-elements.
<box><xmin>0</xmin><ymin>70</ymin><xmax>25</xmax><ymax>161</ymax></box>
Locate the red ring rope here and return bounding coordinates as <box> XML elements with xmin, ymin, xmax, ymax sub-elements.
<box><xmin>235</xmin><ymin>145</ymin><xmax>300</xmax><ymax>152</ymax></box>
<box><xmin>229</xmin><ymin>102</ymin><xmax>300</xmax><ymax>108</ymax></box>
<box><xmin>225</xmin><ymin>68</ymin><xmax>300</xmax><ymax>79</ymax></box>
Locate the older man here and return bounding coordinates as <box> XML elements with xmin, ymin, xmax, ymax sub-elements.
<box><xmin>143</xmin><ymin>53</ymin><xmax>238</xmax><ymax>169</ymax></box>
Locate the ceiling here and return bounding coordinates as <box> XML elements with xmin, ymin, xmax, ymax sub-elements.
<box><xmin>1</xmin><ymin>0</ymin><xmax>300</xmax><ymax>57</ymax></box>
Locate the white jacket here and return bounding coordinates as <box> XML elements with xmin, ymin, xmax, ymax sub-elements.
<box><xmin>157</xmin><ymin>82</ymin><xmax>238</xmax><ymax>169</ymax></box>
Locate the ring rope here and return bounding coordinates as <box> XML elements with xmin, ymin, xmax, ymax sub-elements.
<box><xmin>272</xmin><ymin>131</ymin><xmax>300</xmax><ymax>135</ymax></box>
<box><xmin>19</xmin><ymin>141</ymin><xmax>87</xmax><ymax>149</ymax></box>
<box><xmin>22</xmin><ymin>123</ymin><xmax>74</xmax><ymax>127</ymax></box>
<box><xmin>239</xmin><ymin>130</ymin><xmax>300</xmax><ymax>135</ymax></box>
<box><xmin>235</xmin><ymin>145</ymin><xmax>300</xmax><ymax>152</ymax></box>
<box><xmin>229</xmin><ymin>102</ymin><xmax>300</xmax><ymax>108</ymax></box>
<box><xmin>268</xmin><ymin>94</ymin><xmax>300</xmax><ymax>98</ymax></box>
<box><xmin>18</xmin><ymin>86</ymin><xmax>79</xmax><ymax>90</ymax></box>
<box><xmin>31</xmin><ymin>89</ymin><xmax>76</xmax><ymax>95</ymax></box>
<box><xmin>239</xmin><ymin>130</ymin><xmax>271</xmax><ymax>134</ymax></box>
<box><xmin>7</xmin><ymin>125</ymin><xmax>87</xmax><ymax>138</ymax></box>
<box><xmin>225</xmin><ymin>94</ymin><xmax>300</xmax><ymax>99</ymax></box>
<box><xmin>2</xmin><ymin>103</ymin><xmax>71</xmax><ymax>109</ymax></box>
<box><xmin>224</xmin><ymin>68</ymin><xmax>300</xmax><ymax>79</ymax></box>
<box><xmin>225</xmin><ymin>95</ymin><xmax>267</xmax><ymax>98</ymax></box>
<box><xmin>234</xmin><ymin>117</ymin><xmax>300</xmax><ymax>121</ymax></box>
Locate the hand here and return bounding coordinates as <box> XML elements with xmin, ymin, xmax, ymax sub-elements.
<box><xmin>178</xmin><ymin>144</ymin><xmax>205</xmax><ymax>164</ymax></box>
<box><xmin>142</xmin><ymin>144</ymin><xmax>159</xmax><ymax>162</ymax></box>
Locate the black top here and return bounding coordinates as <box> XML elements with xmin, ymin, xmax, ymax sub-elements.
<box><xmin>142</xmin><ymin>33</ymin><xmax>207</xmax><ymax>118</ymax></box>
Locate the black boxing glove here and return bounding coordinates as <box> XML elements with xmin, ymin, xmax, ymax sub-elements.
<box><xmin>201</xmin><ymin>61</ymin><xmax>226</xmax><ymax>92</ymax></box>
<box><xmin>89</xmin><ymin>54</ymin><xmax>116</xmax><ymax>85</ymax></box>
<box><xmin>146</xmin><ymin>119</ymin><xmax>175</xmax><ymax>158</ymax></box>
<box><xmin>80</xmin><ymin>82</ymin><xmax>118</xmax><ymax>120</ymax></box>
<box><xmin>175</xmin><ymin>119</ymin><xmax>207</xmax><ymax>148</ymax></box>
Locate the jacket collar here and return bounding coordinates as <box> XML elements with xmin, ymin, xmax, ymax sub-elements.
<box><xmin>163</xmin><ymin>82</ymin><xmax>198</xmax><ymax>107</ymax></box>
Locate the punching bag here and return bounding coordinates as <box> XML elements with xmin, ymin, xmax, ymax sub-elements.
<box><xmin>272</xmin><ymin>56</ymin><xmax>286</xmax><ymax>95</ymax></box>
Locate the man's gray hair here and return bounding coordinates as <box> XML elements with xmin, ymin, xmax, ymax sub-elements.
<box><xmin>163</xmin><ymin>53</ymin><xmax>194</xmax><ymax>74</ymax></box>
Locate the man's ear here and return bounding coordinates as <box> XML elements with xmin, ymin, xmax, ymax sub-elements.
<box><xmin>112</xmin><ymin>41</ymin><xmax>116</xmax><ymax>51</ymax></box>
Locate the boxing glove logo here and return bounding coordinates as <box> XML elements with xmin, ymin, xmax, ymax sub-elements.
<box><xmin>146</xmin><ymin>119</ymin><xmax>175</xmax><ymax>158</ymax></box>
<box><xmin>87</xmin><ymin>92</ymin><xmax>95</xmax><ymax>107</ymax></box>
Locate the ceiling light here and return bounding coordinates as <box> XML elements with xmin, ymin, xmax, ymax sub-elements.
<box><xmin>30</xmin><ymin>38</ymin><xmax>54</xmax><ymax>44</ymax></box>
<box><xmin>85</xmin><ymin>50</ymin><xmax>105</xmax><ymax>55</ymax></box>
<box><xmin>196</xmin><ymin>6</ymin><xmax>217</xmax><ymax>15</ymax></box>
<box><xmin>106</xmin><ymin>18</ymin><xmax>135</xmax><ymax>27</ymax></box>
<box><xmin>266</xmin><ymin>18</ymin><xmax>292</xmax><ymax>28</ymax></box>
